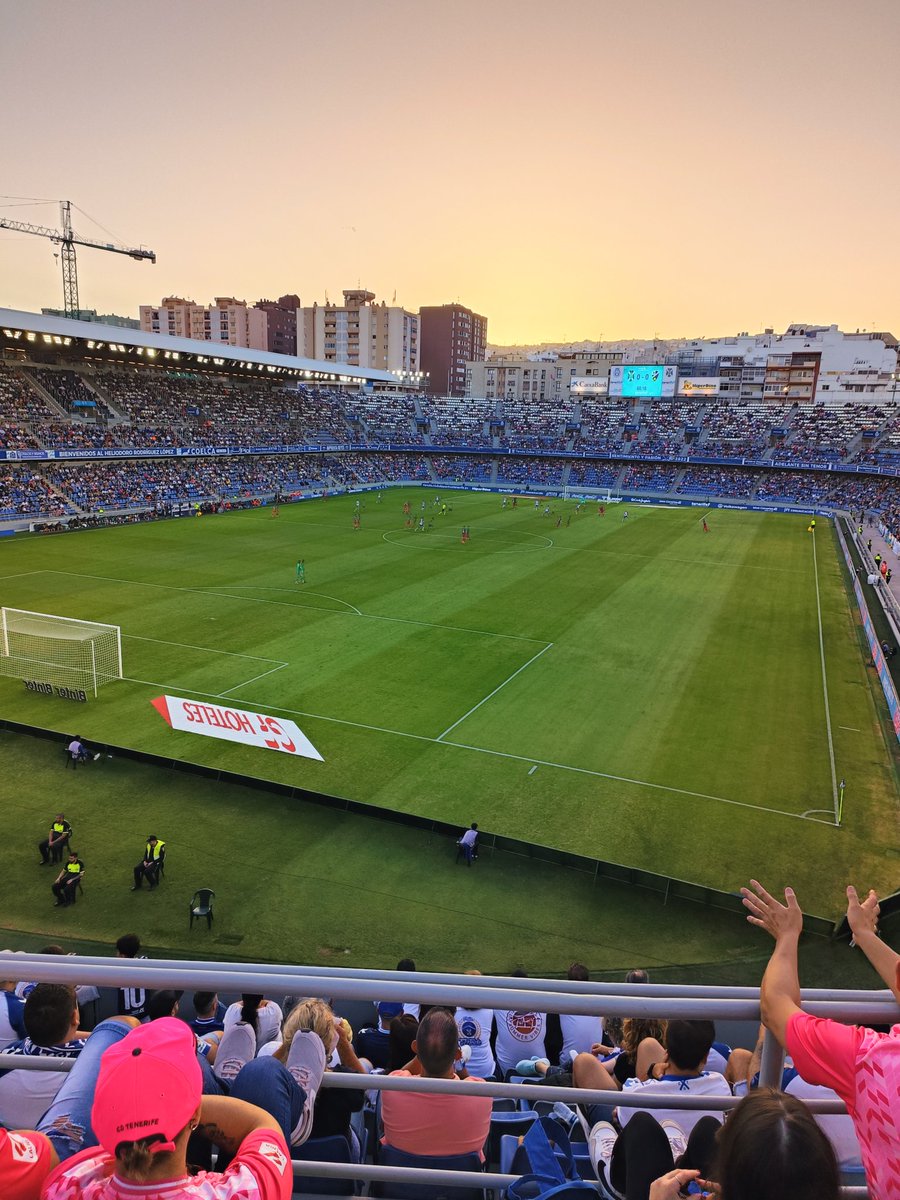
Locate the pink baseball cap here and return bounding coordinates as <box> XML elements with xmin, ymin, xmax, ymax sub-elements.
<box><xmin>92</xmin><ymin>1017</ymin><xmax>202</xmax><ymax>1155</ymax></box>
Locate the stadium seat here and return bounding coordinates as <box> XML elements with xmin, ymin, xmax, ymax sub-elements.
<box><xmin>189</xmin><ymin>888</ymin><xmax>215</xmax><ymax>930</ymax></box>
<box><xmin>371</xmin><ymin>1145</ymin><xmax>485</xmax><ymax>1199</ymax></box>
<box><xmin>292</xmin><ymin>1134</ymin><xmax>355</xmax><ymax>1195</ymax></box>
<box><xmin>486</xmin><ymin>1110</ymin><xmax>539</xmax><ymax>1167</ymax></box>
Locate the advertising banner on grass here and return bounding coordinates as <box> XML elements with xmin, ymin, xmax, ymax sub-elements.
<box><xmin>151</xmin><ymin>695</ymin><xmax>324</xmax><ymax>760</ymax></box>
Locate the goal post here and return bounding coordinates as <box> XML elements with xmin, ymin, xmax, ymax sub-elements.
<box><xmin>0</xmin><ymin>608</ymin><xmax>122</xmax><ymax>698</ymax></box>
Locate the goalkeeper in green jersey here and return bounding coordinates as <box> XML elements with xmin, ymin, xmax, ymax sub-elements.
<box><xmin>295</xmin><ymin>559</ymin><xmax>306</xmax><ymax>585</ymax></box>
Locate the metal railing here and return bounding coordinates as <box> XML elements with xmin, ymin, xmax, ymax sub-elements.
<box><xmin>1</xmin><ymin>953</ymin><xmax>887</xmax><ymax>1197</ymax></box>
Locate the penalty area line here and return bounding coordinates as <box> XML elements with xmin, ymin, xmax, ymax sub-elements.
<box><xmin>217</xmin><ymin>662</ymin><xmax>288</xmax><ymax>697</ymax></box>
<box><xmin>119</xmin><ymin>675</ymin><xmax>832</xmax><ymax>825</ymax></box>
<box><xmin>436</xmin><ymin>642</ymin><xmax>554</xmax><ymax>741</ymax></box>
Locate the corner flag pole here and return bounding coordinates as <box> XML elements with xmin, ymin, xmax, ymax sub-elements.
<box><xmin>838</xmin><ymin>778</ymin><xmax>845</xmax><ymax>826</ymax></box>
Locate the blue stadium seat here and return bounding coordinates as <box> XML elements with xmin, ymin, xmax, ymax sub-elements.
<box><xmin>371</xmin><ymin>1144</ymin><xmax>485</xmax><ymax>1199</ymax></box>
<box><xmin>292</xmin><ymin>1134</ymin><xmax>355</xmax><ymax>1195</ymax></box>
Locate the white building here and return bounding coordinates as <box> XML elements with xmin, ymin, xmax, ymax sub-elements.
<box><xmin>140</xmin><ymin>297</ymin><xmax>268</xmax><ymax>351</ymax></box>
<box><xmin>298</xmin><ymin>289</ymin><xmax>419</xmax><ymax>374</ymax></box>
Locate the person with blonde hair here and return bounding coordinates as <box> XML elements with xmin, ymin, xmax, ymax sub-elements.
<box><xmin>276</xmin><ymin>998</ymin><xmax>368</xmax><ymax>1159</ymax></box>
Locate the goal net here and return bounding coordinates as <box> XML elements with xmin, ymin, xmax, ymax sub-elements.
<box><xmin>0</xmin><ymin>608</ymin><xmax>122</xmax><ymax>697</ymax></box>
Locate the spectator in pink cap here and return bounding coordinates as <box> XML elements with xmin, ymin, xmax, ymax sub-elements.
<box><xmin>41</xmin><ymin>1017</ymin><xmax>294</xmax><ymax>1199</ymax></box>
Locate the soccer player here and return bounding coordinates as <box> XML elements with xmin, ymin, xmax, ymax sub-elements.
<box><xmin>512</xmin><ymin>496</ymin><xmax>517</xmax><ymax>508</ymax></box>
<box><xmin>271</xmin><ymin>504</ymin><xmax>280</xmax><ymax>518</ymax></box>
<box><xmin>566</xmin><ymin>514</ymin><xmax>571</xmax><ymax>527</ymax></box>
<box><xmin>599</xmin><ymin>505</ymin><xmax>605</xmax><ymax>516</ymax></box>
<box><xmin>622</xmin><ymin>509</ymin><xmax>628</xmax><ymax>521</ymax></box>
<box><xmin>418</xmin><ymin>517</ymin><xmax>425</xmax><ymax>532</ymax></box>
<box><xmin>702</xmin><ymin>518</ymin><xmax>709</xmax><ymax>533</ymax></box>
<box><xmin>556</xmin><ymin>515</ymin><xmax>562</xmax><ymax>528</ymax></box>
<box><xmin>295</xmin><ymin>560</ymin><xmax>305</xmax><ymax>585</ymax></box>
<box><xmin>376</xmin><ymin>492</ymin><xmax>383</xmax><ymax>505</ymax></box>
<box><xmin>353</xmin><ymin>513</ymin><xmax>361</xmax><ymax>531</ymax></box>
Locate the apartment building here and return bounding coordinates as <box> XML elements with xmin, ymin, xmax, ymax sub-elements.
<box><xmin>419</xmin><ymin>303</ymin><xmax>487</xmax><ymax>396</ymax></box>
<box><xmin>298</xmin><ymin>289</ymin><xmax>419</xmax><ymax>374</ymax></box>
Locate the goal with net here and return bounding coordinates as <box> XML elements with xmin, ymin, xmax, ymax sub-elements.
<box><xmin>0</xmin><ymin>608</ymin><xmax>122</xmax><ymax>697</ymax></box>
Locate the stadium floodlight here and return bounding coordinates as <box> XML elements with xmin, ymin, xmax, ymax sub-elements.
<box><xmin>0</xmin><ymin>608</ymin><xmax>122</xmax><ymax>698</ymax></box>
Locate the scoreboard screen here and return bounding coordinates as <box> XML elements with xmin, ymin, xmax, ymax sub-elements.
<box><xmin>610</xmin><ymin>364</ymin><xmax>677</xmax><ymax>398</ymax></box>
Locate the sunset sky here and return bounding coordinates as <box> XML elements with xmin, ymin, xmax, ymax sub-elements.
<box><xmin>2</xmin><ymin>0</ymin><xmax>899</xmax><ymax>344</ymax></box>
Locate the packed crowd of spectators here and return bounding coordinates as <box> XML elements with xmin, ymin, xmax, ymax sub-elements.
<box><xmin>701</xmin><ymin>402</ymin><xmax>782</xmax><ymax>459</ymax></box>
<box><xmin>498</xmin><ymin>399</ymin><xmax>572</xmax><ymax>452</ymax></box>
<box><xmin>675</xmin><ymin>468</ymin><xmax>760</xmax><ymax>499</ymax></box>
<box><xmin>496</xmin><ymin>456</ymin><xmax>567</xmax><ymax>485</ymax></box>
<box><xmin>423</xmin><ymin>396</ymin><xmax>493</xmax><ymax>446</ymax></box>
<box><xmin>0</xmin><ymin>470</ymin><xmax>71</xmax><ymax>519</ymax></box>
<box><xmin>342</xmin><ymin>393</ymin><xmax>423</xmax><ymax>444</ymax></box>
<box><xmin>1</xmin><ymin>874</ymin><xmax>895</xmax><ymax>1200</ymax></box>
<box><xmin>28</xmin><ymin>368</ymin><xmax>99</xmax><ymax>416</ymax></box>
<box><xmin>430</xmin><ymin>454</ymin><xmax>493</xmax><ymax>482</ymax></box>
<box><xmin>574</xmin><ymin>399</ymin><xmax>631</xmax><ymax>452</ymax></box>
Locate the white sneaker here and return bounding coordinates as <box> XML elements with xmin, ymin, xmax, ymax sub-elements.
<box><xmin>287</xmin><ymin>1029</ymin><xmax>326</xmax><ymax>1145</ymax></box>
<box><xmin>588</xmin><ymin>1120</ymin><xmax>624</xmax><ymax>1199</ymax></box>
<box><xmin>213</xmin><ymin>1020</ymin><xmax>256</xmax><ymax>1083</ymax></box>
<box><xmin>661</xmin><ymin>1119</ymin><xmax>688</xmax><ymax>1162</ymax></box>
<box><xmin>93</xmin><ymin>753</ymin><xmax>101</xmax><ymax>761</ymax></box>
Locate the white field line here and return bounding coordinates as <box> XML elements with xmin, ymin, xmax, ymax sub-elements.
<box><xmin>0</xmin><ymin>571</ymin><xmax>41</xmax><ymax>581</ymax></box>
<box><xmin>217</xmin><ymin>662</ymin><xmax>288</xmax><ymax>697</ymax></box>
<box><xmin>211</xmin><ymin>586</ymin><xmax>362</xmax><ymax>616</ymax></box>
<box><xmin>436</xmin><ymin>642</ymin><xmax>554</xmax><ymax>741</ymax></box>
<box><xmin>438</xmin><ymin>738</ymin><xmax>839</xmax><ymax>825</ymax></box>
<box><xmin>123</xmin><ymin>633</ymin><xmax>285</xmax><ymax>664</ymax></box>
<box><xmin>123</xmin><ymin>673</ymin><xmax>836</xmax><ymax>826</ymax></box>
<box><xmin>811</xmin><ymin>532</ymin><xmax>839</xmax><ymax>823</ymax></box>
<box><xmin>41</xmin><ymin>570</ymin><xmax>545</xmax><ymax>644</ymax></box>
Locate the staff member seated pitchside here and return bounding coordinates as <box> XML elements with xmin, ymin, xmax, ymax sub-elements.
<box><xmin>131</xmin><ymin>835</ymin><xmax>166</xmax><ymax>891</ymax></box>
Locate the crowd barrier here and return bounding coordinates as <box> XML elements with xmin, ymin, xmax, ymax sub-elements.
<box><xmin>1</xmin><ymin>955</ymin><xmax>886</xmax><ymax>1198</ymax></box>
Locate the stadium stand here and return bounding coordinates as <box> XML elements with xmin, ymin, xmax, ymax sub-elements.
<box><xmin>0</xmin><ymin>947</ymin><xmax>890</xmax><ymax>1198</ymax></box>
<box><xmin>6</xmin><ymin>358</ymin><xmax>900</xmax><ymax>529</ymax></box>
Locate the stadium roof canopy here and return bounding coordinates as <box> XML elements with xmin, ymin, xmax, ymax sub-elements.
<box><xmin>0</xmin><ymin>307</ymin><xmax>399</xmax><ymax>387</ymax></box>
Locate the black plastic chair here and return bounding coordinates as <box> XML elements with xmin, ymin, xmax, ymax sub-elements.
<box><xmin>189</xmin><ymin>888</ymin><xmax>215</xmax><ymax>930</ymax></box>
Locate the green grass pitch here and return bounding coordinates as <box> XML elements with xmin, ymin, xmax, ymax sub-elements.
<box><xmin>1</xmin><ymin>488</ymin><xmax>898</xmax><ymax>945</ymax></box>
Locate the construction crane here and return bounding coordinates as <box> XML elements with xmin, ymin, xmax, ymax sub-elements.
<box><xmin>0</xmin><ymin>200</ymin><xmax>156</xmax><ymax>317</ymax></box>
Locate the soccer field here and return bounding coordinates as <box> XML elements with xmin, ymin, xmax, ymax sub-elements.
<box><xmin>1</xmin><ymin>489</ymin><xmax>897</xmax><ymax>915</ymax></box>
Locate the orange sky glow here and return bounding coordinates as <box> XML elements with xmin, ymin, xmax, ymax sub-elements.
<box><xmin>2</xmin><ymin>0</ymin><xmax>899</xmax><ymax>344</ymax></box>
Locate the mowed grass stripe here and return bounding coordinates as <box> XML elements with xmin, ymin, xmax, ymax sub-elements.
<box><xmin>0</xmin><ymin>492</ymin><xmax>896</xmax><ymax>913</ymax></box>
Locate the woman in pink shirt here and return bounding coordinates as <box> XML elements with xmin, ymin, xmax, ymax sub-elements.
<box><xmin>741</xmin><ymin>879</ymin><xmax>900</xmax><ymax>1200</ymax></box>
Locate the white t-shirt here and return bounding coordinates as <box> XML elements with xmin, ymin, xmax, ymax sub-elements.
<box><xmin>223</xmin><ymin>1000</ymin><xmax>284</xmax><ymax>1051</ymax></box>
<box><xmin>732</xmin><ymin>1061</ymin><xmax>862</xmax><ymax>1170</ymax></box>
<box><xmin>559</xmin><ymin>1014</ymin><xmax>604</xmax><ymax>1064</ymax></box>
<box><xmin>0</xmin><ymin>1066</ymin><xmax>68</xmax><ymax>1130</ymax></box>
<box><xmin>460</xmin><ymin>829</ymin><xmax>478</xmax><ymax>847</ymax></box>
<box><xmin>494</xmin><ymin>1009</ymin><xmax>547</xmax><ymax>1074</ymax></box>
<box><xmin>0</xmin><ymin>993</ymin><xmax>25</xmax><ymax>1052</ymax></box>
<box><xmin>455</xmin><ymin>1007</ymin><xmax>495</xmax><ymax>1078</ymax></box>
<box><xmin>617</xmin><ymin>1071</ymin><xmax>732</xmax><ymax>1134</ymax></box>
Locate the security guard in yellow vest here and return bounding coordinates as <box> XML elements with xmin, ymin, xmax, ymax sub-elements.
<box><xmin>132</xmin><ymin>835</ymin><xmax>166</xmax><ymax>891</ymax></box>
<box><xmin>52</xmin><ymin>851</ymin><xmax>84</xmax><ymax>906</ymax></box>
<box><xmin>39</xmin><ymin>813</ymin><xmax>72</xmax><ymax>864</ymax></box>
